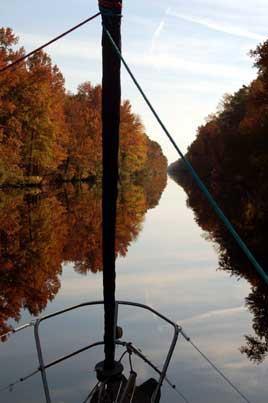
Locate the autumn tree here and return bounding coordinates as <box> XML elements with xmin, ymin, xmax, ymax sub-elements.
<box><xmin>169</xmin><ymin>38</ymin><xmax>268</xmax><ymax>364</ymax></box>
<box><xmin>119</xmin><ymin>100</ymin><xmax>148</xmax><ymax>176</ymax></box>
<box><xmin>0</xmin><ymin>27</ymin><xmax>167</xmax><ymax>187</ymax></box>
<box><xmin>0</xmin><ymin>28</ymin><xmax>68</xmax><ymax>184</ymax></box>
<box><xmin>0</xmin><ymin>28</ymin><xmax>26</xmax><ymax>184</ymax></box>
<box><xmin>21</xmin><ymin>51</ymin><xmax>68</xmax><ymax>178</ymax></box>
<box><xmin>63</xmin><ymin>83</ymin><xmax>102</xmax><ymax>180</ymax></box>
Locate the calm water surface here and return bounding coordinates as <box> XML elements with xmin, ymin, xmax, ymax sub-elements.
<box><xmin>0</xmin><ymin>178</ymin><xmax>267</xmax><ymax>402</ymax></box>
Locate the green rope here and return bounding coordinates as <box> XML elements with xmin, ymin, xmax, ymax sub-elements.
<box><xmin>103</xmin><ymin>26</ymin><xmax>268</xmax><ymax>286</ymax></box>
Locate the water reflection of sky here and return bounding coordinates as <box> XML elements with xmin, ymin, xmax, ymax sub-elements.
<box><xmin>2</xmin><ymin>179</ymin><xmax>268</xmax><ymax>402</ymax></box>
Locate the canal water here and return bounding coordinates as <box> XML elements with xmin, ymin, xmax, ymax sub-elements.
<box><xmin>0</xmin><ymin>177</ymin><xmax>267</xmax><ymax>402</ymax></box>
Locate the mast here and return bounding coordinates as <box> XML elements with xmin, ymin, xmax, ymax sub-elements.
<box><xmin>99</xmin><ymin>0</ymin><xmax>122</xmax><ymax>373</ymax></box>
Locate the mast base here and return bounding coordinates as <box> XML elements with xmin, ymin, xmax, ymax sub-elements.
<box><xmin>95</xmin><ymin>361</ymin><xmax>124</xmax><ymax>382</ymax></box>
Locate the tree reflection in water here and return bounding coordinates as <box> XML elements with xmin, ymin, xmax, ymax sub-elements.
<box><xmin>169</xmin><ymin>166</ymin><xmax>268</xmax><ymax>364</ymax></box>
<box><xmin>0</xmin><ymin>173</ymin><xmax>167</xmax><ymax>338</ymax></box>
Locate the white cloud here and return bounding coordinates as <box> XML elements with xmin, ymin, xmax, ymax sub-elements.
<box><xmin>149</xmin><ymin>6</ymin><xmax>172</xmax><ymax>55</ymax></box>
<box><xmin>150</xmin><ymin>20</ymin><xmax>165</xmax><ymax>54</ymax></box>
<box><xmin>19</xmin><ymin>28</ymin><xmax>255</xmax><ymax>86</ymax></box>
<box><xmin>179</xmin><ymin>306</ymin><xmax>246</xmax><ymax>325</ymax></box>
<box><xmin>167</xmin><ymin>10</ymin><xmax>266</xmax><ymax>41</ymax></box>
<box><xmin>18</xmin><ymin>32</ymin><xmax>101</xmax><ymax>61</ymax></box>
<box><xmin>129</xmin><ymin>51</ymin><xmax>253</xmax><ymax>81</ymax></box>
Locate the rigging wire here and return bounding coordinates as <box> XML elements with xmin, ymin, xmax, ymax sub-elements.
<box><xmin>102</xmin><ymin>25</ymin><xmax>268</xmax><ymax>287</ymax></box>
<box><xmin>0</xmin><ymin>369</ymin><xmax>39</xmax><ymax>394</ymax></box>
<box><xmin>0</xmin><ymin>12</ymin><xmax>101</xmax><ymax>73</ymax></box>
<box><xmin>122</xmin><ymin>342</ymin><xmax>191</xmax><ymax>403</ymax></box>
<box><xmin>82</xmin><ymin>381</ymin><xmax>100</xmax><ymax>403</ymax></box>
<box><xmin>0</xmin><ymin>321</ymin><xmax>35</xmax><ymax>340</ymax></box>
<box><xmin>172</xmin><ymin>387</ymin><xmax>191</xmax><ymax>403</ymax></box>
<box><xmin>0</xmin><ymin>9</ymin><xmax>260</xmax><ymax>403</ymax></box>
<box><xmin>179</xmin><ymin>329</ymin><xmax>252</xmax><ymax>403</ymax></box>
<box><xmin>102</xmin><ymin>10</ymin><xmax>258</xmax><ymax>388</ymax></box>
<box><xmin>114</xmin><ymin>378</ymin><xmax>124</xmax><ymax>402</ymax></box>
<box><xmin>0</xmin><ymin>322</ymin><xmax>250</xmax><ymax>403</ymax></box>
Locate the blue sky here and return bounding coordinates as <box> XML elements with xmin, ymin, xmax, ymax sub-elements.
<box><xmin>1</xmin><ymin>0</ymin><xmax>267</xmax><ymax>161</ymax></box>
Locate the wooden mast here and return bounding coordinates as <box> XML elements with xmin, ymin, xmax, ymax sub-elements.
<box><xmin>99</xmin><ymin>0</ymin><xmax>122</xmax><ymax>372</ymax></box>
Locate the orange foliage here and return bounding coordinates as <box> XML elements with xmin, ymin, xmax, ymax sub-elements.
<box><xmin>0</xmin><ymin>173</ymin><xmax>167</xmax><ymax>337</ymax></box>
<box><xmin>0</xmin><ymin>26</ymin><xmax>168</xmax><ymax>338</ymax></box>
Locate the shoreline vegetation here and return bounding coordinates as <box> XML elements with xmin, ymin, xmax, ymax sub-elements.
<box><xmin>0</xmin><ymin>175</ymin><xmax>167</xmax><ymax>337</ymax></box>
<box><xmin>0</xmin><ymin>27</ymin><xmax>169</xmax><ymax>338</ymax></box>
<box><xmin>169</xmin><ymin>39</ymin><xmax>268</xmax><ymax>195</ymax></box>
<box><xmin>168</xmin><ymin>39</ymin><xmax>268</xmax><ymax>364</ymax></box>
<box><xmin>0</xmin><ymin>27</ymin><xmax>167</xmax><ymax>189</ymax></box>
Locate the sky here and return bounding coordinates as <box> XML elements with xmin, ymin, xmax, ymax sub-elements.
<box><xmin>1</xmin><ymin>0</ymin><xmax>268</xmax><ymax>162</ymax></box>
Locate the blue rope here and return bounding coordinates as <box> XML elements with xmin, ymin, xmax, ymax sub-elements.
<box><xmin>103</xmin><ymin>26</ymin><xmax>268</xmax><ymax>286</ymax></box>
